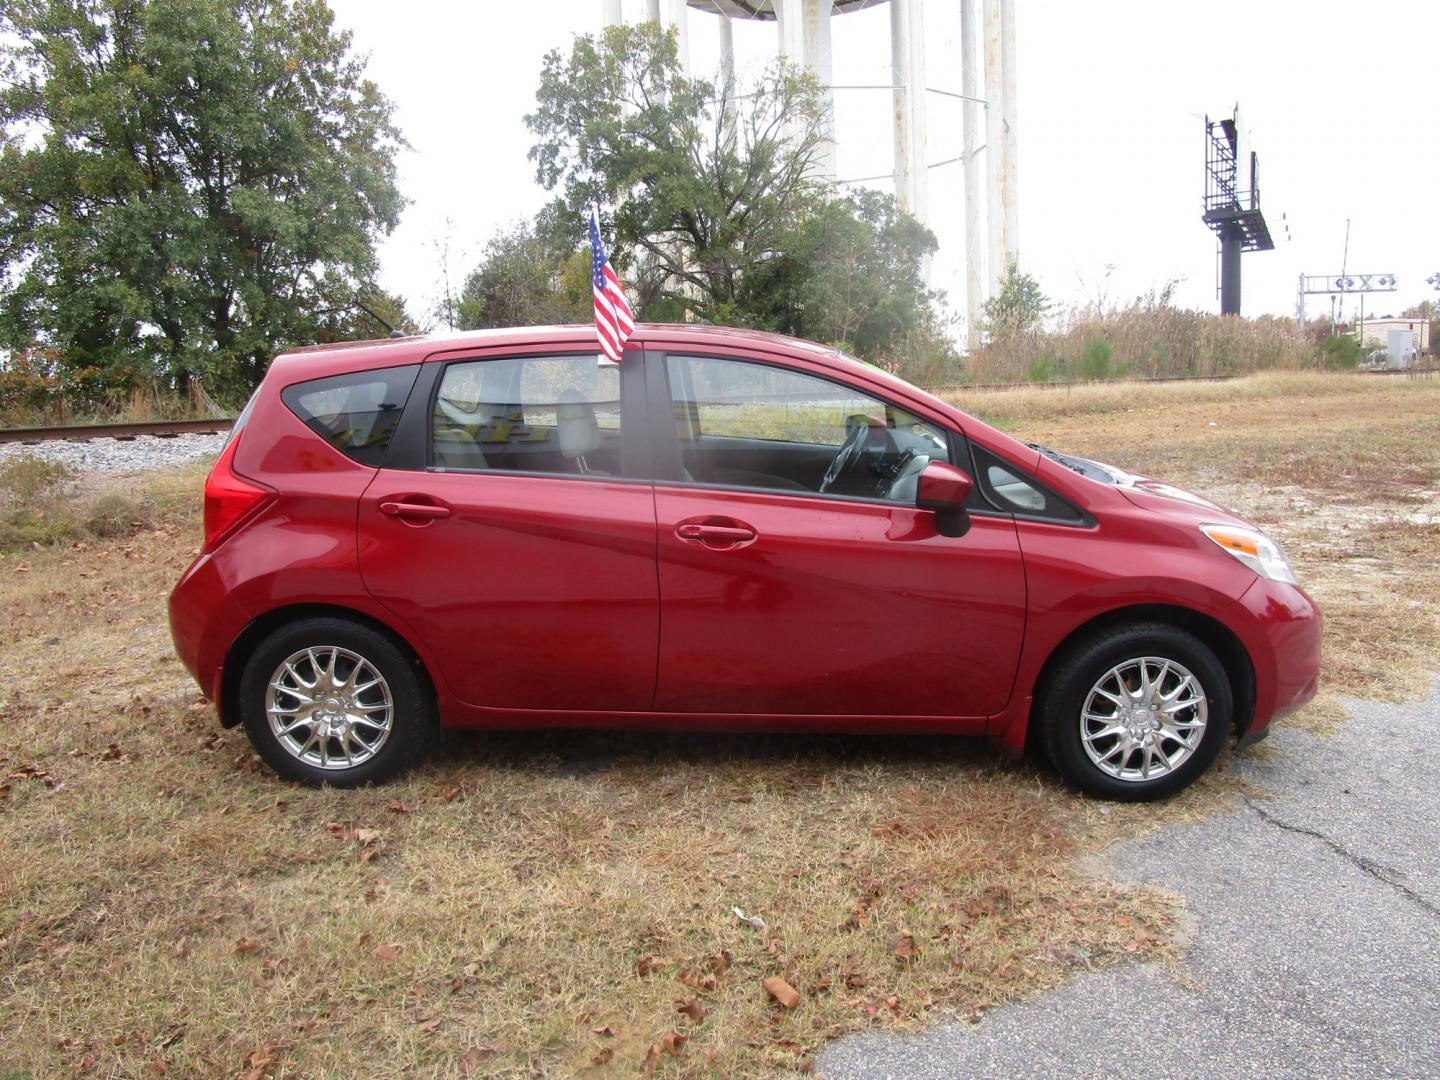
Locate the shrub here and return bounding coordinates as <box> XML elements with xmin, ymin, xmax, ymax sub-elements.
<box><xmin>1318</xmin><ymin>334</ymin><xmax>1363</xmax><ymax>371</ymax></box>
<box><xmin>0</xmin><ymin>455</ymin><xmax>73</xmax><ymax>504</ymax></box>
<box><xmin>0</xmin><ymin>454</ymin><xmax>78</xmax><ymax>549</ymax></box>
<box><xmin>83</xmin><ymin>492</ymin><xmax>153</xmax><ymax>538</ymax></box>
<box><xmin>964</xmin><ymin>301</ymin><xmax>1313</xmax><ymax>385</ymax></box>
<box><xmin>1025</xmin><ymin>355</ymin><xmax>1055</xmax><ymax>383</ymax></box>
<box><xmin>1078</xmin><ymin>338</ymin><xmax>1114</xmax><ymax>381</ymax></box>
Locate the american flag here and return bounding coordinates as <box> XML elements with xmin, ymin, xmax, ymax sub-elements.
<box><xmin>590</xmin><ymin>206</ymin><xmax>635</xmax><ymax>364</ymax></box>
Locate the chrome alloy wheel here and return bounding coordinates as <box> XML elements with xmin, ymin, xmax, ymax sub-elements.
<box><xmin>1080</xmin><ymin>656</ymin><xmax>1208</xmax><ymax>783</ymax></box>
<box><xmin>265</xmin><ymin>646</ymin><xmax>394</xmax><ymax>770</ymax></box>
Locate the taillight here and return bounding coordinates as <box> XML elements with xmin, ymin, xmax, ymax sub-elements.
<box><xmin>203</xmin><ymin>435</ymin><xmax>274</xmax><ymax>551</ymax></box>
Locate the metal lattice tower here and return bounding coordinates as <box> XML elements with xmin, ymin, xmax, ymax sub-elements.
<box><xmin>1201</xmin><ymin>109</ymin><xmax>1274</xmax><ymax>316</ymax></box>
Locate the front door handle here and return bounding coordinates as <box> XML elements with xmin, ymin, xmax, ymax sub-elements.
<box><xmin>380</xmin><ymin>500</ymin><xmax>451</xmax><ymax>521</ymax></box>
<box><xmin>675</xmin><ymin>518</ymin><xmax>757</xmax><ymax>547</ymax></box>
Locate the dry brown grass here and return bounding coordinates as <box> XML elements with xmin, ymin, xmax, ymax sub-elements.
<box><xmin>3</xmin><ymin>371</ymin><xmax>1437</xmax><ymax>1077</ymax></box>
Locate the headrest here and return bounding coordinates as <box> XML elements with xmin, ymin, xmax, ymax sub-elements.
<box><xmin>557</xmin><ymin>389</ymin><xmax>600</xmax><ymax>459</ymax></box>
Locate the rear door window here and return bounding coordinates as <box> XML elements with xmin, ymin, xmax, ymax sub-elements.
<box><xmin>431</xmin><ymin>354</ymin><xmax>625</xmax><ymax>477</ymax></box>
<box><xmin>281</xmin><ymin>365</ymin><xmax>421</xmax><ymax>467</ymax></box>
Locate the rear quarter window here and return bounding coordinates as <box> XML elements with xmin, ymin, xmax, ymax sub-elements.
<box><xmin>281</xmin><ymin>365</ymin><xmax>421</xmax><ymax>467</ymax></box>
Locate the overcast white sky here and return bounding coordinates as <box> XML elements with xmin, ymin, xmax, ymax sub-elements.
<box><xmin>331</xmin><ymin>0</ymin><xmax>1440</xmax><ymax>336</ymax></box>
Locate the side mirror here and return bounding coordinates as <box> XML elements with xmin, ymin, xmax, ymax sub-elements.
<box><xmin>916</xmin><ymin>461</ymin><xmax>974</xmax><ymax>537</ymax></box>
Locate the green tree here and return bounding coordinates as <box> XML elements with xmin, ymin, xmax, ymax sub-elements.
<box><xmin>738</xmin><ymin>190</ymin><xmax>955</xmax><ymax>379</ymax></box>
<box><xmin>313</xmin><ymin>287</ymin><xmax>422</xmax><ymax>343</ymax></box>
<box><xmin>983</xmin><ymin>262</ymin><xmax>1051</xmax><ymax>338</ymax></box>
<box><xmin>525</xmin><ymin>22</ymin><xmax>827</xmax><ymax>320</ymax></box>
<box><xmin>0</xmin><ymin>0</ymin><xmax>405</xmax><ymax>395</ymax></box>
<box><xmin>456</xmin><ymin>220</ymin><xmax>590</xmax><ymax>330</ymax></box>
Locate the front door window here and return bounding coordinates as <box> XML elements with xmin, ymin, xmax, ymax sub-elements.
<box><xmin>666</xmin><ymin>354</ymin><xmax>950</xmax><ymax>503</ymax></box>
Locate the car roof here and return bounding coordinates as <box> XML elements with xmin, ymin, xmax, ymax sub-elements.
<box><xmin>272</xmin><ymin>323</ymin><xmax>841</xmax><ymax>377</ymax></box>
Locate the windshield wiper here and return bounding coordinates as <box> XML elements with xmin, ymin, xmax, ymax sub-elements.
<box><xmin>1028</xmin><ymin>442</ymin><xmax>1085</xmax><ymax>474</ymax></box>
<box><xmin>1027</xmin><ymin>443</ymin><xmax>1115</xmax><ymax>483</ymax></box>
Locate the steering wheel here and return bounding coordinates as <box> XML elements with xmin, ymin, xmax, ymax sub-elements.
<box><xmin>819</xmin><ymin>419</ymin><xmax>869</xmax><ymax>493</ymax></box>
<box><xmin>883</xmin><ymin>449</ymin><xmax>932</xmax><ymax>503</ymax></box>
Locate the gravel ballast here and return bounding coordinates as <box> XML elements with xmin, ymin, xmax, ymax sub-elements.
<box><xmin>0</xmin><ymin>431</ymin><xmax>227</xmax><ymax>475</ymax></box>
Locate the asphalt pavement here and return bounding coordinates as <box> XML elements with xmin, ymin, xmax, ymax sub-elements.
<box><xmin>818</xmin><ymin>679</ymin><xmax>1440</xmax><ymax>1080</ymax></box>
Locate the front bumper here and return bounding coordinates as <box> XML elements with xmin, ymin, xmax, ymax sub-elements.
<box><xmin>1236</xmin><ymin>575</ymin><xmax>1323</xmax><ymax>743</ymax></box>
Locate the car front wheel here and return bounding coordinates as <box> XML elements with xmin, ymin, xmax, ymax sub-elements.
<box><xmin>239</xmin><ymin>618</ymin><xmax>434</xmax><ymax>787</ymax></box>
<box><xmin>1038</xmin><ymin>623</ymin><xmax>1232</xmax><ymax>801</ymax></box>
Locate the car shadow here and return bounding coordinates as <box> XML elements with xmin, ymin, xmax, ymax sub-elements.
<box><xmin>431</xmin><ymin>726</ymin><xmax>1025</xmax><ymax>784</ymax></box>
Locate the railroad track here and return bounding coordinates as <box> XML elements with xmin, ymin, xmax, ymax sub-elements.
<box><xmin>0</xmin><ymin>417</ymin><xmax>234</xmax><ymax>446</ymax></box>
<box><xmin>931</xmin><ymin>365</ymin><xmax>1435</xmax><ymax>396</ymax></box>
<box><xmin>1</xmin><ymin>366</ymin><xmax>1431</xmax><ymax>445</ymax></box>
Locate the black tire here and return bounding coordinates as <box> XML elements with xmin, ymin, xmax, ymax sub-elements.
<box><xmin>239</xmin><ymin>617</ymin><xmax>435</xmax><ymax>787</ymax></box>
<box><xmin>1037</xmin><ymin>622</ymin><xmax>1232</xmax><ymax>801</ymax></box>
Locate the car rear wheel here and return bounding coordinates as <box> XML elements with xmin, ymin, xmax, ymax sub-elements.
<box><xmin>1038</xmin><ymin>623</ymin><xmax>1231</xmax><ymax>801</ymax></box>
<box><xmin>239</xmin><ymin>618</ymin><xmax>434</xmax><ymax>787</ymax></box>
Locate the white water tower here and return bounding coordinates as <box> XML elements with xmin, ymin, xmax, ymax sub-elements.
<box><xmin>601</xmin><ymin>0</ymin><xmax>1019</xmax><ymax>345</ymax></box>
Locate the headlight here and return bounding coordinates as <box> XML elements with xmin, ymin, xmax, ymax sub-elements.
<box><xmin>1201</xmin><ymin>524</ymin><xmax>1298</xmax><ymax>585</ymax></box>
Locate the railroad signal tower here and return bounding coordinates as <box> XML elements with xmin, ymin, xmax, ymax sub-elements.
<box><xmin>1202</xmin><ymin>109</ymin><xmax>1274</xmax><ymax>315</ymax></box>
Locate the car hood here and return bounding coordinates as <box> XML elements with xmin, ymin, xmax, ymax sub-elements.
<box><xmin>1069</xmin><ymin>455</ymin><xmax>1250</xmax><ymax>525</ymax></box>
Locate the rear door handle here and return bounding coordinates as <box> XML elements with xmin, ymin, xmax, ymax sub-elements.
<box><xmin>380</xmin><ymin>500</ymin><xmax>451</xmax><ymax>520</ymax></box>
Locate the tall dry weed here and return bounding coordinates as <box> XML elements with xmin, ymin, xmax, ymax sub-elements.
<box><xmin>966</xmin><ymin>303</ymin><xmax>1311</xmax><ymax>384</ymax></box>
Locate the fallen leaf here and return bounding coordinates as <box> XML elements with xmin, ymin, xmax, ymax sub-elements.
<box><xmin>641</xmin><ymin>1044</ymin><xmax>661</xmax><ymax>1074</ymax></box>
<box><xmin>732</xmin><ymin>906</ymin><xmax>767</xmax><ymax>930</ymax></box>
<box><xmin>636</xmin><ymin>954</ymin><xmax>664</xmax><ymax>976</ymax></box>
<box><xmin>845</xmin><ymin>973</ymin><xmax>867</xmax><ymax>989</ymax></box>
<box><xmin>354</xmin><ymin>827</ymin><xmax>382</xmax><ymax>845</ymax></box>
<box><xmin>675</xmin><ymin>997</ymin><xmax>706</xmax><ymax>1024</ymax></box>
<box><xmin>417</xmin><ymin>1015</ymin><xmax>442</xmax><ymax>1034</ymax></box>
<box><xmin>372</xmin><ymin>943</ymin><xmax>400</xmax><ymax>964</ymax></box>
<box><xmin>591</xmin><ymin>1047</ymin><xmax>613</xmax><ymax>1066</ymax></box>
<box><xmin>661</xmin><ymin>1031</ymin><xmax>687</xmax><ymax>1056</ymax></box>
<box><xmin>230</xmin><ymin>937</ymin><xmax>262</xmax><ymax>956</ymax></box>
<box><xmin>386</xmin><ymin>799</ymin><xmax>413</xmax><ymax>814</ymax></box>
<box><xmin>892</xmin><ymin>931</ymin><xmax>920</xmax><ymax>964</ymax></box>
<box><xmin>763</xmin><ymin>976</ymin><xmax>801</xmax><ymax>1010</ymax></box>
<box><xmin>592</xmin><ymin>1025</ymin><xmax>615</xmax><ymax>1037</ymax></box>
<box><xmin>458</xmin><ymin>1046</ymin><xmax>499</xmax><ymax>1074</ymax></box>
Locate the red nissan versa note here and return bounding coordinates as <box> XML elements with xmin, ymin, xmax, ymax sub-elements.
<box><xmin>168</xmin><ymin>325</ymin><xmax>1321</xmax><ymax>800</ymax></box>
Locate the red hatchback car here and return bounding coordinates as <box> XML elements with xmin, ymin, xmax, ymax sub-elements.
<box><xmin>169</xmin><ymin>325</ymin><xmax>1320</xmax><ymax>800</ymax></box>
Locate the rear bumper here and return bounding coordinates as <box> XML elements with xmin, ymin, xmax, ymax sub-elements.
<box><xmin>168</xmin><ymin>551</ymin><xmax>251</xmax><ymax>719</ymax></box>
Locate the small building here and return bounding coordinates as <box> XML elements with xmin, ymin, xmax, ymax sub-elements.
<box><xmin>1356</xmin><ymin>316</ymin><xmax>1431</xmax><ymax>352</ymax></box>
